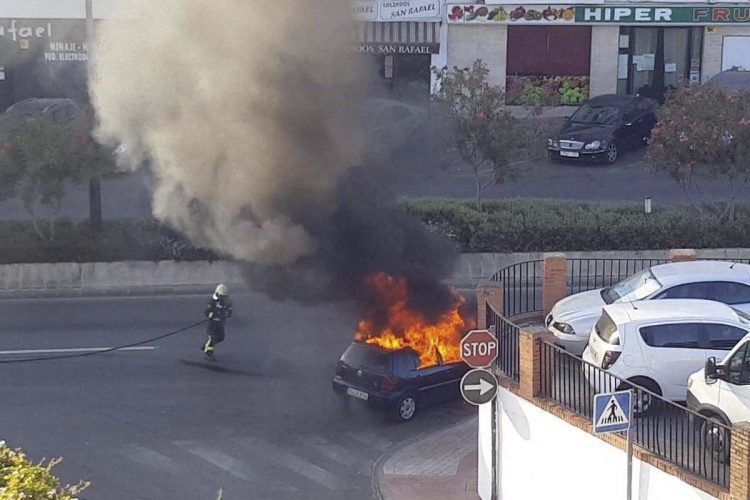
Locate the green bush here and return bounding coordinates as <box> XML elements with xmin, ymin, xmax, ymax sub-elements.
<box><xmin>0</xmin><ymin>441</ymin><xmax>89</xmax><ymax>499</ymax></box>
<box><xmin>0</xmin><ymin>219</ymin><xmax>218</xmax><ymax>264</ymax></box>
<box><xmin>401</xmin><ymin>198</ymin><xmax>750</xmax><ymax>253</ymax></box>
<box><xmin>1</xmin><ymin>198</ymin><xmax>749</xmax><ymax>264</ymax></box>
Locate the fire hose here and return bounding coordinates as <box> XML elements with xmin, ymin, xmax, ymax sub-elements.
<box><xmin>0</xmin><ymin>319</ymin><xmax>208</xmax><ymax>364</ymax></box>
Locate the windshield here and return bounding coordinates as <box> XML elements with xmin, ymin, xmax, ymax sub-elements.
<box><xmin>341</xmin><ymin>343</ymin><xmax>390</xmax><ymax>372</ymax></box>
<box><xmin>601</xmin><ymin>269</ymin><xmax>663</xmax><ymax>304</ymax></box>
<box><xmin>594</xmin><ymin>311</ymin><xmax>620</xmax><ymax>345</ymax></box>
<box><xmin>570</xmin><ymin>104</ymin><xmax>621</xmax><ymax>125</ymax></box>
<box><xmin>734</xmin><ymin>307</ymin><xmax>750</xmax><ymax>326</ymax></box>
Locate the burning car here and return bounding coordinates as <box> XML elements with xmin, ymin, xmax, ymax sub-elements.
<box><xmin>332</xmin><ymin>341</ymin><xmax>469</xmax><ymax>422</ymax></box>
<box><xmin>332</xmin><ymin>273</ymin><xmax>474</xmax><ymax>422</ymax></box>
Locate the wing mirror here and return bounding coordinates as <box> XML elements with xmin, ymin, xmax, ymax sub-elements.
<box><xmin>705</xmin><ymin>356</ymin><xmax>724</xmax><ymax>383</ymax></box>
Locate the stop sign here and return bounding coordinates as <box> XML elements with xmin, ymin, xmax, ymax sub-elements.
<box><xmin>460</xmin><ymin>329</ymin><xmax>498</xmax><ymax>368</ymax></box>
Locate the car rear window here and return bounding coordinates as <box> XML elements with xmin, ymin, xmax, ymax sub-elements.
<box><xmin>595</xmin><ymin>312</ymin><xmax>620</xmax><ymax>345</ymax></box>
<box><xmin>341</xmin><ymin>343</ymin><xmax>390</xmax><ymax>372</ymax></box>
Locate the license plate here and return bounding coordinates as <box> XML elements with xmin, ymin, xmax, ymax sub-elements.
<box><xmin>560</xmin><ymin>151</ymin><xmax>579</xmax><ymax>158</ymax></box>
<box><xmin>346</xmin><ymin>388</ymin><xmax>369</xmax><ymax>400</ymax></box>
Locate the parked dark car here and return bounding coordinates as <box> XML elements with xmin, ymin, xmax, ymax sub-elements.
<box><xmin>332</xmin><ymin>342</ymin><xmax>469</xmax><ymax>422</ymax></box>
<box><xmin>547</xmin><ymin>94</ymin><xmax>658</xmax><ymax>165</ymax></box>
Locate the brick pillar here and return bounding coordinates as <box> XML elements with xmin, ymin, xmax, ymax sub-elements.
<box><xmin>668</xmin><ymin>248</ymin><xmax>697</xmax><ymax>262</ymax></box>
<box><xmin>477</xmin><ymin>281</ymin><xmax>503</xmax><ymax>330</ymax></box>
<box><xmin>730</xmin><ymin>422</ymin><xmax>750</xmax><ymax>500</ymax></box>
<box><xmin>542</xmin><ymin>253</ymin><xmax>567</xmax><ymax>318</ymax></box>
<box><xmin>519</xmin><ymin>330</ymin><xmax>542</xmax><ymax>400</ymax></box>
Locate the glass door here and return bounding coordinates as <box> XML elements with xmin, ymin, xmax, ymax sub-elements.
<box><xmin>618</xmin><ymin>27</ymin><xmax>703</xmax><ymax>102</ymax></box>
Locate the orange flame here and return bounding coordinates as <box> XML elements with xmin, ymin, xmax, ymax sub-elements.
<box><xmin>354</xmin><ymin>273</ymin><xmax>475</xmax><ymax>368</ymax></box>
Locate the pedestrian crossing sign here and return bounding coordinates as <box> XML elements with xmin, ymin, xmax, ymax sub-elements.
<box><xmin>593</xmin><ymin>390</ymin><xmax>632</xmax><ymax>434</ymax></box>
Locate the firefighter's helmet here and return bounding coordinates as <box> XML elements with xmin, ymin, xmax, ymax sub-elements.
<box><xmin>215</xmin><ymin>284</ymin><xmax>229</xmax><ymax>297</ymax></box>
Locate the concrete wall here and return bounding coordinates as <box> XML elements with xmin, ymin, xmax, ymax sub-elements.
<box><xmin>447</xmin><ymin>25</ymin><xmax>507</xmax><ymax>87</ymax></box>
<box><xmin>702</xmin><ymin>26</ymin><xmax>750</xmax><ymax>83</ymax></box>
<box><xmin>1</xmin><ymin>248</ymin><xmax>749</xmax><ymax>294</ymax></box>
<box><xmin>477</xmin><ymin>387</ymin><xmax>717</xmax><ymax>500</ymax></box>
<box><xmin>589</xmin><ymin>26</ymin><xmax>619</xmax><ymax>97</ymax></box>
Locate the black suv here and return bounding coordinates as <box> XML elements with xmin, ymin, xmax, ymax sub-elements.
<box><xmin>332</xmin><ymin>341</ymin><xmax>469</xmax><ymax>422</ymax></box>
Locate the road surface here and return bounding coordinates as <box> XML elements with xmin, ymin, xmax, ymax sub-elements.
<box><xmin>0</xmin><ymin>292</ymin><xmax>472</xmax><ymax>500</ymax></box>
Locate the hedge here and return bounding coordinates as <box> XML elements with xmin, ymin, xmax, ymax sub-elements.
<box><xmin>0</xmin><ymin>441</ymin><xmax>88</xmax><ymax>499</ymax></box>
<box><xmin>400</xmin><ymin>198</ymin><xmax>750</xmax><ymax>253</ymax></box>
<box><xmin>0</xmin><ymin>199</ymin><xmax>748</xmax><ymax>264</ymax></box>
<box><xmin>0</xmin><ymin>219</ymin><xmax>217</xmax><ymax>265</ymax></box>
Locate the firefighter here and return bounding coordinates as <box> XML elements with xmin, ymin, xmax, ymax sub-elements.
<box><xmin>202</xmin><ymin>284</ymin><xmax>233</xmax><ymax>359</ymax></box>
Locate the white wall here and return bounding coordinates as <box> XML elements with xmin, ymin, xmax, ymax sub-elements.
<box><xmin>447</xmin><ymin>25</ymin><xmax>507</xmax><ymax>87</ymax></box>
<box><xmin>589</xmin><ymin>26</ymin><xmax>619</xmax><ymax>97</ymax></box>
<box><xmin>478</xmin><ymin>387</ymin><xmax>718</xmax><ymax>500</ymax></box>
<box><xmin>702</xmin><ymin>26</ymin><xmax>750</xmax><ymax>83</ymax></box>
<box><xmin>0</xmin><ymin>0</ymin><xmax>84</xmax><ymax>18</ymax></box>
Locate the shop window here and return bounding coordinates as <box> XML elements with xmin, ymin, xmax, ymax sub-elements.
<box><xmin>506</xmin><ymin>26</ymin><xmax>591</xmax><ymax>106</ymax></box>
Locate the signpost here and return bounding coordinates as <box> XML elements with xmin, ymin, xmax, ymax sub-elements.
<box><xmin>460</xmin><ymin>368</ymin><xmax>498</xmax><ymax>405</ymax></box>
<box><xmin>460</xmin><ymin>329</ymin><xmax>499</xmax><ymax>368</ymax></box>
<box><xmin>593</xmin><ymin>390</ymin><xmax>633</xmax><ymax>500</ymax></box>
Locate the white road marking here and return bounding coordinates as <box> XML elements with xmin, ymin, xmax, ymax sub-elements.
<box><xmin>345</xmin><ymin>431</ymin><xmax>393</xmax><ymax>452</ymax></box>
<box><xmin>0</xmin><ymin>346</ymin><xmax>156</xmax><ymax>355</ymax></box>
<box><xmin>126</xmin><ymin>446</ymin><xmax>182</xmax><ymax>475</ymax></box>
<box><xmin>296</xmin><ymin>434</ymin><xmax>372</xmax><ymax>475</ymax></box>
<box><xmin>238</xmin><ymin>437</ymin><xmax>349</xmax><ymax>491</ymax></box>
<box><xmin>174</xmin><ymin>441</ymin><xmax>297</xmax><ymax>492</ymax></box>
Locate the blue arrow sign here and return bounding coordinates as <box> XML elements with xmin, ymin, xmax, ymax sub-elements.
<box><xmin>593</xmin><ymin>390</ymin><xmax>632</xmax><ymax>434</ymax></box>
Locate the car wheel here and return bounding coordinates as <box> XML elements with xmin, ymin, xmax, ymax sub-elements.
<box><xmin>394</xmin><ymin>395</ymin><xmax>417</xmax><ymax>423</ymax></box>
<box><xmin>700</xmin><ymin>413</ymin><xmax>730</xmax><ymax>464</ymax></box>
<box><xmin>605</xmin><ymin>142</ymin><xmax>618</xmax><ymax>165</ymax></box>
<box><xmin>619</xmin><ymin>377</ymin><xmax>661</xmax><ymax>418</ymax></box>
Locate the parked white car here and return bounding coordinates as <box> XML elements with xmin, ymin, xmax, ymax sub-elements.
<box><xmin>687</xmin><ymin>332</ymin><xmax>750</xmax><ymax>460</ymax></box>
<box><xmin>582</xmin><ymin>299</ymin><xmax>750</xmax><ymax>415</ymax></box>
<box><xmin>547</xmin><ymin>261</ymin><xmax>750</xmax><ymax>356</ymax></box>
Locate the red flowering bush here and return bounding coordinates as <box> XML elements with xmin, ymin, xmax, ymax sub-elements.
<box><xmin>647</xmin><ymin>85</ymin><xmax>750</xmax><ymax>219</ymax></box>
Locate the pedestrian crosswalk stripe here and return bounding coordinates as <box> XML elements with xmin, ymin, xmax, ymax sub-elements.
<box><xmin>596</xmin><ymin>395</ymin><xmax>629</xmax><ymax>428</ymax></box>
<box><xmin>174</xmin><ymin>441</ymin><xmax>298</xmax><ymax>492</ymax></box>
<box><xmin>126</xmin><ymin>446</ymin><xmax>182</xmax><ymax>475</ymax></box>
<box><xmin>296</xmin><ymin>434</ymin><xmax>372</xmax><ymax>476</ymax></box>
<box><xmin>238</xmin><ymin>437</ymin><xmax>349</xmax><ymax>491</ymax></box>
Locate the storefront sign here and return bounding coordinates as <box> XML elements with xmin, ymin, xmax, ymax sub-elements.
<box><xmin>447</xmin><ymin>5</ymin><xmax>576</xmax><ymax>23</ymax></box>
<box><xmin>353</xmin><ymin>0</ymin><xmax>441</xmax><ymax>21</ymax></box>
<box><xmin>447</xmin><ymin>5</ymin><xmax>750</xmax><ymax>25</ymax></box>
<box><xmin>577</xmin><ymin>6</ymin><xmax>750</xmax><ymax>24</ymax></box>
<box><xmin>0</xmin><ymin>19</ymin><xmax>86</xmax><ymax>63</ymax></box>
<box><xmin>349</xmin><ymin>42</ymin><xmax>439</xmax><ymax>54</ymax></box>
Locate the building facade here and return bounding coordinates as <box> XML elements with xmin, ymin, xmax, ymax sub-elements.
<box><xmin>446</xmin><ymin>2</ymin><xmax>750</xmax><ymax>103</ymax></box>
<box><xmin>353</xmin><ymin>0</ymin><xmax>446</xmax><ymax>98</ymax></box>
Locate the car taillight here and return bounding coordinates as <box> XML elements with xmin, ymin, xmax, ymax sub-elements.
<box><xmin>602</xmin><ymin>351</ymin><xmax>621</xmax><ymax>370</ymax></box>
<box><xmin>381</xmin><ymin>377</ymin><xmax>398</xmax><ymax>391</ymax></box>
<box><xmin>335</xmin><ymin>363</ymin><xmax>345</xmax><ymax>376</ymax></box>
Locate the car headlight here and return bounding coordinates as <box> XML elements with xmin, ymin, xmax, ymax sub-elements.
<box><xmin>553</xmin><ymin>322</ymin><xmax>576</xmax><ymax>335</ymax></box>
<box><xmin>584</xmin><ymin>140</ymin><xmax>602</xmax><ymax>150</ymax></box>
<box><xmin>548</xmin><ymin>138</ymin><xmax>558</xmax><ymax>148</ymax></box>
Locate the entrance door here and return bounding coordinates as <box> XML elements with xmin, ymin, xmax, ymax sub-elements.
<box><xmin>618</xmin><ymin>27</ymin><xmax>702</xmax><ymax>102</ymax></box>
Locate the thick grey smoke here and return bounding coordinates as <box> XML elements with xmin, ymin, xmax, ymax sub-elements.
<box><xmin>91</xmin><ymin>0</ymin><xmax>458</xmax><ymax>316</ymax></box>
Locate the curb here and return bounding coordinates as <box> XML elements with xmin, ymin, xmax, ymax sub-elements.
<box><xmin>370</xmin><ymin>415</ymin><xmax>477</xmax><ymax>500</ymax></box>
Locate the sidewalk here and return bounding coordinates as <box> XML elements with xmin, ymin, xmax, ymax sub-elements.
<box><xmin>375</xmin><ymin>417</ymin><xmax>479</xmax><ymax>500</ymax></box>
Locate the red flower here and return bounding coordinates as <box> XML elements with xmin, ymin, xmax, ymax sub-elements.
<box><xmin>739</xmin><ymin>118</ymin><xmax>750</xmax><ymax>128</ymax></box>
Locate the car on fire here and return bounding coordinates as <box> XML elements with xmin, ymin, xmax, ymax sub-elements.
<box><xmin>332</xmin><ymin>341</ymin><xmax>470</xmax><ymax>422</ymax></box>
<box><xmin>547</xmin><ymin>94</ymin><xmax>658</xmax><ymax>164</ymax></box>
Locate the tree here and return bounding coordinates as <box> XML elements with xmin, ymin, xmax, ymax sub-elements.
<box><xmin>433</xmin><ymin>61</ymin><xmax>518</xmax><ymax>209</ymax></box>
<box><xmin>646</xmin><ymin>84</ymin><xmax>750</xmax><ymax>220</ymax></box>
<box><xmin>0</xmin><ymin>106</ymin><xmax>116</xmax><ymax>241</ymax></box>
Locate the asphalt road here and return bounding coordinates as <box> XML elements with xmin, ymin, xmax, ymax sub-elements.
<box><xmin>0</xmin><ymin>292</ymin><xmax>473</xmax><ymax>500</ymax></box>
<box><xmin>1</xmin><ymin>147</ymin><xmax>746</xmax><ymax>223</ymax></box>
